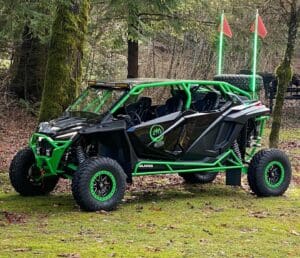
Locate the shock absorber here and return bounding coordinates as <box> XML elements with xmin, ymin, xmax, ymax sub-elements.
<box><xmin>76</xmin><ymin>145</ymin><xmax>86</xmax><ymax>164</ymax></box>
<box><xmin>232</xmin><ymin>140</ymin><xmax>242</xmax><ymax>161</ymax></box>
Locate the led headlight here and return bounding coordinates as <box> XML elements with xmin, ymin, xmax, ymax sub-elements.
<box><xmin>38</xmin><ymin>122</ymin><xmax>60</xmax><ymax>134</ymax></box>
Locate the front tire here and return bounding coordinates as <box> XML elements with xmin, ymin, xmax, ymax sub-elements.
<box><xmin>9</xmin><ymin>148</ymin><xmax>59</xmax><ymax>196</ymax></box>
<box><xmin>248</xmin><ymin>149</ymin><xmax>291</xmax><ymax>197</ymax></box>
<box><xmin>179</xmin><ymin>172</ymin><xmax>218</xmax><ymax>184</ymax></box>
<box><xmin>72</xmin><ymin>157</ymin><xmax>126</xmax><ymax>211</ymax></box>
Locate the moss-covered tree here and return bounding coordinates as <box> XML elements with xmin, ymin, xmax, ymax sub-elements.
<box><xmin>0</xmin><ymin>0</ymin><xmax>54</xmax><ymax>101</ymax></box>
<box><xmin>9</xmin><ymin>25</ymin><xmax>47</xmax><ymax>101</ymax></box>
<box><xmin>108</xmin><ymin>0</ymin><xmax>179</xmax><ymax>78</ymax></box>
<box><xmin>39</xmin><ymin>0</ymin><xmax>90</xmax><ymax>122</ymax></box>
<box><xmin>269</xmin><ymin>0</ymin><xmax>300</xmax><ymax>148</ymax></box>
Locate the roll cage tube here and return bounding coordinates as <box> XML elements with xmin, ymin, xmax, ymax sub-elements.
<box><xmin>110</xmin><ymin>80</ymin><xmax>253</xmax><ymax>115</ymax></box>
<box><xmin>110</xmin><ymin>81</ymin><xmax>191</xmax><ymax>114</ymax></box>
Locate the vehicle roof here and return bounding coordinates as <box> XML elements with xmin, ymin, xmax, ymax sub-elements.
<box><xmin>88</xmin><ymin>78</ymin><xmax>195</xmax><ymax>89</ymax></box>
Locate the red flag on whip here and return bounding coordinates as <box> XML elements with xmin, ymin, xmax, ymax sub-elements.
<box><xmin>250</xmin><ymin>11</ymin><xmax>267</xmax><ymax>97</ymax></box>
<box><xmin>218</xmin><ymin>15</ymin><xmax>233</xmax><ymax>38</ymax></box>
<box><xmin>217</xmin><ymin>12</ymin><xmax>232</xmax><ymax>75</ymax></box>
<box><xmin>250</xmin><ymin>15</ymin><xmax>267</xmax><ymax>38</ymax></box>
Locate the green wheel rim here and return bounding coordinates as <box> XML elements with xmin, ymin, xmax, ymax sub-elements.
<box><xmin>89</xmin><ymin>170</ymin><xmax>117</xmax><ymax>201</ymax></box>
<box><xmin>264</xmin><ymin>161</ymin><xmax>285</xmax><ymax>189</ymax></box>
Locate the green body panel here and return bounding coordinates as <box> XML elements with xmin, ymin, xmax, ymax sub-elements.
<box><xmin>29</xmin><ymin>133</ymin><xmax>72</xmax><ymax>176</ymax></box>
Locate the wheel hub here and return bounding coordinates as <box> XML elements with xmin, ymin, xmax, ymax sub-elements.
<box><xmin>264</xmin><ymin>161</ymin><xmax>285</xmax><ymax>188</ymax></box>
<box><xmin>90</xmin><ymin>170</ymin><xmax>117</xmax><ymax>201</ymax></box>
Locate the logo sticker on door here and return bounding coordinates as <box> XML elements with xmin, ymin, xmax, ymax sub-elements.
<box><xmin>149</xmin><ymin>125</ymin><xmax>164</xmax><ymax>142</ymax></box>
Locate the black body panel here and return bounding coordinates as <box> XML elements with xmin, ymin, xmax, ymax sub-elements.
<box><xmin>182</xmin><ymin>103</ymin><xmax>269</xmax><ymax>160</ymax></box>
<box><xmin>127</xmin><ymin>112</ymin><xmax>183</xmax><ymax>160</ymax></box>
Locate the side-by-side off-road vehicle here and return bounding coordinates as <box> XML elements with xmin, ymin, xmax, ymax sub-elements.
<box><xmin>10</xmin><ymin>76</ymin><xmax>292</xmax><ymax>211</ymax></box>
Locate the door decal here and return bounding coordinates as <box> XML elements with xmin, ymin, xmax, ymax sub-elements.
<box><xmin>149</xmin><ymin>125</ymin><xmax>164</xmax><ymax>142</ymax></box>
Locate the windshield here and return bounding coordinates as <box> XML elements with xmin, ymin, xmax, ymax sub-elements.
<box><xmin>67</xmin><ymin>87</ymin><xmax>127</xmax><ymax>116</ymax></box>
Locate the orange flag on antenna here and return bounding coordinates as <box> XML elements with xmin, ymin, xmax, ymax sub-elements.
<box><xmin>250</xmin><ymin>15</ymin><xmax>267</xmax><ymax>38</ymax></box>
<box><xmin>218</xmin><ymin>16</ymin><xmax>233</xmax><ymax>38</ymax></box>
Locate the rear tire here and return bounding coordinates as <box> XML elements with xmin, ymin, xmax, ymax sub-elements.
<box><xmin>248</xmin><ymin>149</ymin><xmax>291</xmax><ymax>197</ymax></box>
<box><xmin>179</xmin><ymin>172</ymin><xmax>218</xmax><ymax>184</ymax></box>
<box><xmin>9</xmin><ymin>148</ymin><xmax>59</xmax><ymax>196</ymax></box>
<box><xmin>214</xmin><ymin>74</ymin><xmax>263</xmax><ymax>92</ymax></box>
<box><xmin>72</xmin><ymin>157</ymin><xmax>126</xmax><ymax>211</ymax></box>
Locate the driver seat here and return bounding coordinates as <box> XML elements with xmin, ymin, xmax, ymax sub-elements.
<box><xmin>156</xmin><ymin>96</ymin><xmax>183</xmax><ymax>117</ymax></box>
<box><xmin>125</xmin><ymin>97</ymin><xmax>152</xmax><ymax>122</ymax></box>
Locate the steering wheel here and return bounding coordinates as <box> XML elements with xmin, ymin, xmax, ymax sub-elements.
<box><xmin>127</xmin><ymin>111</ymin><xmax>142</xmax><ymax>126</ymax></box>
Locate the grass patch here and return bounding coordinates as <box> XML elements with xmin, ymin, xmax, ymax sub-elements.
<box><xmin>1</xmin><ymin>174</ymin><xmax>300</xmax><ymax>257</ymax></box>
<box><xmin>0</xmin><ymin>128</ymin><xmax>299</xmax><ymax>257</ymax></box>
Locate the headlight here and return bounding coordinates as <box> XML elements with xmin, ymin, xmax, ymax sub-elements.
<box><xmin>38</xmin><ymin>122</ymin><xmax>60</xmax><ymax>134</ymax></box>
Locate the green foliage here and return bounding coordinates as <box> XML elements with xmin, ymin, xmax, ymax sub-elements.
<box><xmin>0</xmin><ymin>0</ymin><xmax>55</xmax><ymax>45</ymax></box>
<box><xmin>39</xmin><ymin>0</ymin><xmax>90</xmax><ymax>122</ymax></box>
<box><xmin>1</xmin><ymin>0</ymin><xmax>298</xmax><ymax>99</ymax></box>
<box><xmin>18</xmin><ymin>98</ymin><xmax>40</xmax><ymax>116</ymax></box>
<box><xmin>107</xmin><ymin>0</ymin><xmax>179</xmax><ymax>39</ymax></box>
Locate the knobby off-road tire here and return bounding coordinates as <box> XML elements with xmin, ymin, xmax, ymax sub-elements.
<box><xmin>179</xmin><ymin>172</ymin><xmax>218</xmax><ymax>184</ymax></box>
<box><xmin>72</xmin><ymin>157</ymin><xmax>127</xmax><ymax>211</ymax></box>
<box><xmin>214</xmin><ymin>74</ymin><xmax>263</xmax><ymax>92</ymax></box>
<box><xmin>9</xmin><ymin>148</ymin><xmax>59</xmax><ymax>196</ymax></box>
<box><xmin>248</xmin><ymin>149</ymin><xmax>291</xmax><ymax>197</ymax></box>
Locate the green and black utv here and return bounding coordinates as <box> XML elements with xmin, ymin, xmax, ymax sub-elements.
<box><xmin>10</xmin><ymin>76</ymin><xmax>292</xmax><ymax>211</ymax></box>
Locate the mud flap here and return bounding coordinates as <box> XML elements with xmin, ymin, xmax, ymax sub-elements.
<box><xmin>226</xmin><ymin>169</ymin><xmax>241</xmax><ymax>186</ymax></box>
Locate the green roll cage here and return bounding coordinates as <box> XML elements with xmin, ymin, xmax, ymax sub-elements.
<box><xmin>29</xmin><ymin>80</ymin><xmax>268</xmax><ymax>180</ymax></box>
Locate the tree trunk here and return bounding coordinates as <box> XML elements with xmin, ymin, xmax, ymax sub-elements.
<box><xmin>39</xmin><ymin>0</ymin><xmax>90</xmax><ymax>122</ymax></box>
<box><xmin>127</xmin><ymin>39</ymin><xmax>138</xmax><ymax>78</ymax></box>
<box><xmin>127</xmin><ymin>3</ymin><xmax>139</xmax><ymax>79</ymax></box>
<box><xmin>9</xmin><ymin>25</ymin><xmax>47</xmax><ymax>101</ymax></box>
<box><xmin>269</xmin><ymin>1</ymin><xmax>300</xmax><ymax>148</ymax></box>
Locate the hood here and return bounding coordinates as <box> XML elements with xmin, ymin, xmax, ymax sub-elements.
<box><xmin>38</xmin><ymin>116</ymin><xmax>90</xmax><ymax>139</ymax></box>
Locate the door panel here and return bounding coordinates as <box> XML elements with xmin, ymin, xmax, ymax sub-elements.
<box><xmin>127</xmin><ymin>112</ymin><xmax>183</xmax><ymax>160</ymax></box>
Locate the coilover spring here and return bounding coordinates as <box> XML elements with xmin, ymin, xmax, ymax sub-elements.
<box><xmin>76</xmin><ymin>146</ymin><xmax>86</xmax><ymax>164</ymax></box>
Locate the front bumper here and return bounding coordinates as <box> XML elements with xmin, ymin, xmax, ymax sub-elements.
<box><xmin>30</xmin><ymin>133</ymin><xmax>72</xmax><ymax>175</ymax></box>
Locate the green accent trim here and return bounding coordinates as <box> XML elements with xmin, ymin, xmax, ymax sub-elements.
<box><xmin>67</xmin><ymin>163</ymin><xmax>78</xmax><ymax>171</ymax></box>
<box><xmin>66</xmin><ymin>89</ymin><xmax>89</xmax><ymax>111</ymax></box>
<box><xmin>110</xmin><ymin>80</ymin><xmax>253</xmax><ymax>115</ymax></box>
<box><xmin>149</xmin><ymin>125</ymin><xmax>164</xmax><ymax>142</ymax></box>
<box><xmin>182</xmin><ymin>83</ymin><xmax>191</xmax><ymax>109</ymax></box>
<box><xmin>83</xmin><ymin>89</ymin><xmax>112</xmax><ymax>112</ymax></box>
<box><xmin>264</xmin><ymin>161</ymin><xmax>285</xmax><ymax>189</ymax></box>
<box><xmin>94</xmin><ymin>91</ymin><xmax>112</xmax><ymax>113</ymax></box>
<box><xmin>246</xmin><ymin>115</ymin><xmax>269</xmax><ymax>161</ymax></box>
<box><xmin>132</xmin><ymin>149</ymin><xmax>245</xmax><ymax>176</ymax></box>
<box><xmin>89</xmin><ymin>170</ymin><xmax>117</xmax><ymax>201</ymax></box>
<box><xmin>29</xmin><ymin>133</ymin><xmax>72</xmax><ymax>176</ymax></box>
<box><xmin>251</xmin><ymin>10</ymin><xmax>259</xmax><ymax>98</ymax></box>
<box><xmin>217</xmin><ymin>11</ymin><xmax>224</xmax><ymax>75</ymax></box>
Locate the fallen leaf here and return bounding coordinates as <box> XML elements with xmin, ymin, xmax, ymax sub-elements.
<box><xmin>57</xmin><ymin>253</ymin><xmax>81</xmax><ymax>258</ymax></box>
<box><xmin>13</xmin><ymin>248</ymin><xmax>32</xmax><ymax>252</ymax></box>
<box><xmin>203</xmin><ymin>229</ymin><xmax>213</xmax><ymax>235</ymax></box>
<box><xmin>291</xmin><ymin>230</ymin><xmax>300</xmax><ymax>236</ymax></box>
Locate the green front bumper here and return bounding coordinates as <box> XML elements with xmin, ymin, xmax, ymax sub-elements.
<box><xmin>30</xmin><ymin>133</ymin><xmax>73</xmax><ymax>175</ymax></box>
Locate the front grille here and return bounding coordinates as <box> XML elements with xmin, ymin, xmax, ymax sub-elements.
<box><xmin>36</xmin><ymin>138</ymin><xmax>53</xmax><ymax>157</ymax></box>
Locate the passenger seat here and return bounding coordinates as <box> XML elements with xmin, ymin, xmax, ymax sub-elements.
<box><xmin>156</xmin><ymin>96</ymin><xmax>183</xmax><ymax>117</ymax></box>
<box><xmin>194</xmin><ymin>92</ymin><xmax>220</xmax><ymax>112</ymax></box>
